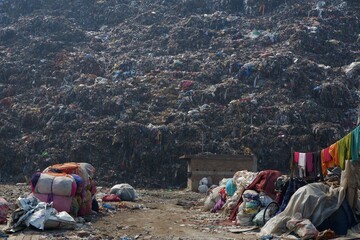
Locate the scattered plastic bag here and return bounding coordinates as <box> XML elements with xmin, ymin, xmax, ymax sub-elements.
<box><xmin>343</xmin><ymin>61</ymin><xmax>360</xmax><ymax>78</ymax></box>
<box><xmin>286</xmin><ymin>218</ymin><xmax>319</xmax><ymax>239</ymax></box>
<box><xmin>24</xmin><ymin>202</ymin><xmax>55</xmax><ymax>230</ymax></box>
<box><xmin>203</xmin><ymin>186</ymin><xmax>223</xmax><ymax>211</ymax></box>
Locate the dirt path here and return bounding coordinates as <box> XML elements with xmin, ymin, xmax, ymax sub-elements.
<box><xmin>0</xmin><ymin>184</ymin><xmax>258</xmax><ymax>239</ymax></box>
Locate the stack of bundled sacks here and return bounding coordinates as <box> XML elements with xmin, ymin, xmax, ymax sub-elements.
<box><xmin>30</xmin><ymin>162</ymin><xmax>96</xmax><ymax>217</ymax></box>
<box><xmin>203</xmin><ymin>164</ymin><xmax>360</xmax><ymax>238</ymax></box>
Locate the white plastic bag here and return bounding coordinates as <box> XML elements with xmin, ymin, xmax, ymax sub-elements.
<box><xmin>110</xmin><ymin>183</ymin><xmax>137</xmax><ymax>201</ymax></box>
<box><xmin>259</xmin><ymin>193</ymin><xmax>274</xmax><ymax>207</ymax></box>
<box><xmin>253</xmin><ymin>207</ymin><xmax>274</xmax><ymax>226</ymax></box>
<box><xmin>242</xmin><ymin>190</ymin><xmax>260</xmax><ymax>215</ymax></box>
<box><xmin>199</xmin><ymin>177</ymin><xmax>208</xmax><ymax>186</ymax></box>
<box><xmin>24</xmin><ymin>202</ymin><xmax>53</xmax><ymax>230</ymax></box>
<box><xmin>253</xmin><ymin>208</ymin><xmax>266</xmax><ymax>226</ymax></box>
<box><xmin>286</xmin><ymin>218</ymin><xmax>319</xmax><ymax>239</ymax></box>
<box><xmin>236</xmin><ymin>202</ymin><xmax>254</xmax><ymax>226</ymax></box>
<box><xmin>198</xmin><ymin>184</ymin><xmax>208</xmax><ymax>193</ymax></box>
<box><xmin>44</xmin><ymin>211</ymin><xmax>76</xmax><ymax>230</ymax></box>
<box><xmin>203</xmin><ymin>186</ymin><xmax>223</xmax><ymax>211</ymax></box>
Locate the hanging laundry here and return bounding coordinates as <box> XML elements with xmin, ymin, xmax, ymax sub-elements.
<box><xmin>312</xmin><ymin>151</ymin><xmax>323</xmax><ymax>180</ymax></box>
<box><xmin>293</xmin><ymin>152</ymin><xmax>300</xmax><ymax>163</ymax></box>
<box><xmin>323</xmin><ymin>147</ymin><xmax>332</xmax><ymax>162</ymax></box>
<box><xmin>338</xmin><ymin>132</ymin><xmax>352</xmax><ymax>170</ymax></box>
<box><xmin>306</xmin><ymin>152</ymin><xmax>314</xmax><ymax>175</ymax></box>
<box><xmin>351</xmin><ymin>125</ymin><xmax>360</xmax><ymax>162</ymax></box>
<box><xmin>298</xmin><ymin>153</ymin><xmax>306</xmax><ymax>178</ymax></box>
<box><xmin>329</xmin><ymin>142</ymin><xmax>339</xmax><ymax>167</ymax></box>
<box><xmin>322</xmin><ymin>148</ymin><xmax>335</xmax><ymax>176</ymax></box>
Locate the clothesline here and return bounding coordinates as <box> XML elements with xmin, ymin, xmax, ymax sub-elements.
<box><xmin>291</xmin><ymin>125</ymin><xmax>360</xmax><ymax>178</ymax></box>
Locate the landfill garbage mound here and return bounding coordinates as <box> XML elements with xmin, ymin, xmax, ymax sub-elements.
<box><xmin>0</xmin><ymin>0</ymin><xmax>359</xmax><ymax>187</ymax></box>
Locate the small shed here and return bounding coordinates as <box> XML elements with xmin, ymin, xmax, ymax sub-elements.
<box><xmin>179</xmin><ymin>154</ymin><xmax>257</xmax><ymax>192</ymax></box>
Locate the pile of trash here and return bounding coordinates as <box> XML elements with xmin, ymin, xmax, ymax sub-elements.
<box><xmin>0</xmin><ymin>0</ymin><xmax>359</xmax><ymax>187</ymax></box>
<box><xmin>199</xmin><ymin>159</ymin><xmax>360</xmax><ymax>239</ymax></box>
<box><xmin>1</xmin><ymin>161</ymin><xmax>146</xmax><ymax>237</ymax></box>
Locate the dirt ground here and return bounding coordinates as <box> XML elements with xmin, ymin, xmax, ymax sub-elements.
<box><xmin>0</xmin><ymin>184</ymin><xmax>258</xmax><ymax>240</ymax></box>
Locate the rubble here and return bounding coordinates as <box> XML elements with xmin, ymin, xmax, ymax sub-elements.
<box><xmin>0</xmin><ymin>0</ymin><xmax>359</xmax><ymax>188</ymax></box>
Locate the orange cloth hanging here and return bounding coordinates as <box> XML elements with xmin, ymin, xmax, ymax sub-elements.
<box><xmin>321</xmin><ymin>148</ymin><xmax>334</xmax><ymax>176</ymax></box>
<box><xmin>329</xmin><ymin>142</ymin><xmax>339</xmax><ymax>167</ymax></box>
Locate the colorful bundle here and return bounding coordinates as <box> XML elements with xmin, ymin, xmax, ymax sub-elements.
<box><xmin>31</xmin><ymin>162</ymin><xmax>96</xmax><ymax>216</ymax></box>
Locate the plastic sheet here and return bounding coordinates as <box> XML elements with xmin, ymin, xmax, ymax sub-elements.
<box><xmin>236</xmin><ymin>202</ymin><xmax>254</xmax><ymax>226</ymax></box>
<box><xmin>260</xmin><ymin>160</ymin><xmax>351</xmax><ymax>236</ymax></box>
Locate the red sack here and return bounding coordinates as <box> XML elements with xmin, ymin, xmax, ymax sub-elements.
<box><xmin>102</xmin><ymin>194</ymin><xmax>121</xmax><ymax>202</ymax></box>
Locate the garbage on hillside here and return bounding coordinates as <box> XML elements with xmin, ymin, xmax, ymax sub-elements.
<box><xmin>0</xmin><ymin>0</ymin><xmax>360</xmax><ymax>238</ymax></box>
<box><xmin>0</xmin><ymin>0</ymin><xmax>358</xmax><ymax>190</ymax></box>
